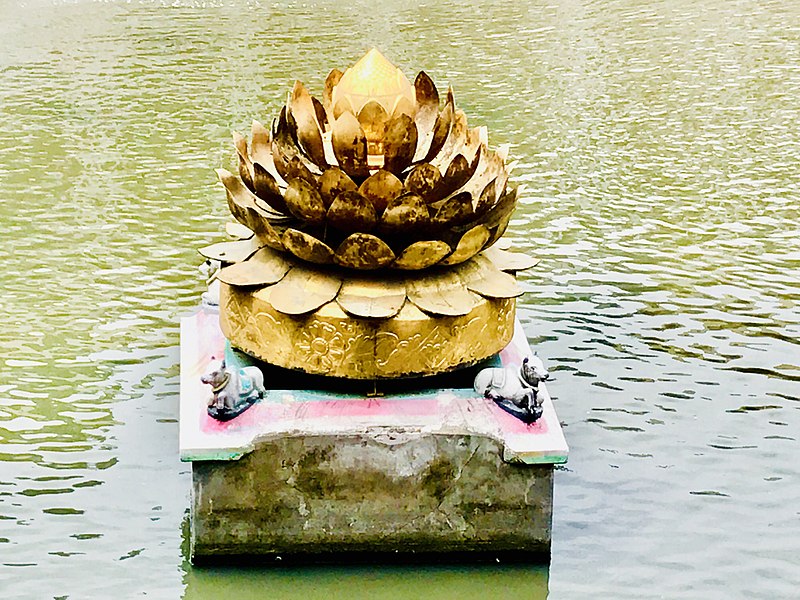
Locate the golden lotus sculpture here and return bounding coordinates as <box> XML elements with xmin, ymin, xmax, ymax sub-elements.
<box><xmin>202</xmin><ymin>49</ymin><xmax>536</xmax><ymax>379</ymax></box>
<box><xmin>216</xmin><ymin>48</ymin><xmax>516</xmax><ymax>272</ymax></box>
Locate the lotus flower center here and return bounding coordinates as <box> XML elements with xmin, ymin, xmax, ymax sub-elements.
<box><xmin>332</xmin><ymin>48</ymin><xmax>416</xmax><ymax>122</ymax></box>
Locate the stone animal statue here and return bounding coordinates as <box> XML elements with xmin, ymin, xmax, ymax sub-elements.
<box><xmin>201</xmin><ymin>358</ymin><xmax>265</xmax><ymax>421</ymax></box>
<box><xmin>199</xmin><ymin>259</ymin><xmax>221</xmax><ymax>308</ymax></box>
<box><xmin>474</xmin><ymin>356</ymin><xmax>549</xmax><ymax>424</ymax></box>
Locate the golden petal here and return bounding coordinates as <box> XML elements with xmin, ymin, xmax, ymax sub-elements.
<box><xmin>482</xmin><ymin>245</ymin><xmax>539</xmax><ymax>272</ymax></box>
<box><xmin>336</xmin><ymin>277</ymin><xmax>406</xmax><ymax>319</ymax></box>
<box><xmin>319</xmin><ymin>167</ymin><xmax>358</xmax><ymax>209</ymax></box>
<box><xmin>323</xmin><ymin>68</ymin><xmax>344</xmax><ymax>115</ymax></box>
<box><xmin>483</xmin><ymin>188</ymin><xmax>517</xmax><ymax>247</ymax></box>
<box><xmin>283</xmin><ymin>177</ymin><xmax>327</xmax><ymax>224</ymax></box>
<box><xmin>407</xmin><ymin>270</ymin><xmax>476</xmax><ymax>316</ymax></box>
<box><xmin>331</xmin><ymin>112</ymin><xmax>370</xmax><ymax>179</ymax></box>
<box><xmin>199</xmin><ymin>237</ymin><xmax>264</xmax><ymax>264</ymax></box>
<box><xmin>233</xmin><ymin>131</ymin><xmax>253</xmax><ymax>190</ymax></box>
<box><xmin>216</xmin><ymin>247</ymin><xmax>292</xmax><ymax>287</ymax></box>
<box><xmin>431</xmin><ymin>109</ymin><xmax>468</xmax><ymax>169</ymax></box>
<box><xmin>252</xmin><ymin>161</ymin><xmax>288</xmax><ymax>213</ymax></box>
<box><xmin>404</xmin><ymin>162</ymin><xmax>442</xmax><ymax>200</ymax></box>
<box><xmin>286</xmin><ymin>155</ymin><xmax>318</xmax><ymax>187</ymax></box>
<box><xmin>463</xmin><ymin>146</ymin><xmax>507</xmax><ymax>204</ymax></box>
<box><xmin>393</xmin><ymin>240</ymin><xmax>451</xmax><ymax>270</ymax></box>
<box><xmin>414</xmin><ymin>71</ymin><xmax>439</xmax><ymax>136</ymax></box>
<box><xmin>392</xmin><ymin>95</ymin><xmax>416</xmax><ymax>120</ymax></box>
<box><xmin>281</xmin><ymin>228</ymin><xmax>335</xmax><ymax>264</ymax></box>
<box><xmin>289</xmin><ymin>81</ymin><xmax>327</xmax><ymax>168</ymax></box>
<box><xmin>357</xmin><ymin>100</ymin><xmax>389</xmax><ymax>149</ymax></box>
<box><xmin>432</xmin><ymin>151</ymin><xmax>478</xmax><ymax>201</ymax></box>
<box><xmin>457</xmin><ymin>255</ymin><xmax>523</xmax><ymax>299</ymax></box>
<box><xmin>431</xmin><ymin>191</ymin><xmax>474</xmax><ymax>228</ymax></box>
<box><xmin>225</xmin><ymin>222</ymin><xmax>254</xmax><ymax>240</ymax></box>
<box><xmin>474</xmin><ymin>178</ymin><xmax>497</xmax><ymax>216</ymax></box>
<box><xmin>250</xmin><ymin>120</ymin><xmax>271</xmax><ymax>165</ymax></box>
<box><xmin>327</xmin><ymin>190</ymin><xmax>377</xmax><ymax>233</ymax></box>
<box><xmin>383</xmin><ymin>114</ymin><xmax>418</xmax><ymax>174</ymax></box>
<box><xmin>334</xmin><ymin>233</ymin><xmax>396</xmax><ymax>270</ymax></box>
<box><xmin>378</xmin><ymin>192</ymin><xmax>430</xmax><ymax>235</ymax></box>
<box><xmin>265</xmin><ymin>265</ymin><xmax>342</xmax><ymax>315</ymax></box>
<box><xmin>312</xmin><ymin>96</ymin><xmax>328</xmax><ymax>132</ymax></box>
<box><xmin>440</xmin><ymin>225</ymin><xmax>490</xmax><ymax>266</ymax></box>
<box><xmin>272</xmin><ymin>107</ymin><xmax>321</xmax><ymax>182</ymax></box>
<box><xmin>216</xmin><ymin>168</ymin><xmax>285</xmax><ymax>250</ymax></box>
<box><xmin>358</xmin><ymin>169</ymin><xmax>403</xmax><ymax>214</ymax></box>
<box><xmin>418</xmin><ymin>98</ymin><xmax>453</xmax><ymax>163</ymax></box>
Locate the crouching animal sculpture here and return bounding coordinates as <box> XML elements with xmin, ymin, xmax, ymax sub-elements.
<box><xmin>201</xmin><ymin>358</ymin><xmax>265</xmax><ymax>421</ymax></box>
<box><xmin>474</xmin><ymin>356</ymin><xmax>550</xmax><ymax>424</ymax></box>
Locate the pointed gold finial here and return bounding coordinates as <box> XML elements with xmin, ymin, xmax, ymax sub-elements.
<box><xmin>331</xmin><ymin>48</ymin><xmax>416</xmax><ymax>119</ymax></box>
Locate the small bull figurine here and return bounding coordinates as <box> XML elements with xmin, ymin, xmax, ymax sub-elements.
<box><xmin>474</xmin><ymin>356</ymin><xmax>550</xmax><ymax>424</ymax></box>
<box><xmin>201</xmin><ymin>358</ymin><xmax>266</xmax><ymax>421</ymax></box>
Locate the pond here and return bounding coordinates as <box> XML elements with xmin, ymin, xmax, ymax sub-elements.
<box><xmin>0</xmin><ymin>0</ymin><xmax>798</xmax><ymax>597</ymax></box>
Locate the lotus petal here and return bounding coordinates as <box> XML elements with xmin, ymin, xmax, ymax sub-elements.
<box><xmin>433</xmin><ymin>149</ymin><xmax>480</xmax><ymax>201</ymax></box>
<box><xmin>404</xmin><ymin>163</ymin><xmax>441</xmax><ymax>199</ymax></box>
<box><xmin>217</xmin><ymin>168</ymin><xmax>285</xmax><ymax>249</ymax></box>
<box><xmin>357</xmin><ymin>100</ymin><xmax>389</xmax><ymax>151</ymax></box>
<box><xmin>331</xmin><ymin>112</ymin><xmax>369</xmax><ymax>179</ymax></box>
<box><xmin>272</xmin><ymin>107</ymin><xmax>321</xmax><ymax>181</ymax></box>
<box><xmin>289</xmin><ymin>80</ymin><xmax>327</xmax><ymax>168</ymax></box>
<box><xmin>225</xmin><ymin>222</ymin><xmax>254</xmax><ymax>240</ymax></box>
<box><xmin>482</xmin><ymin>245</ymin><xmax>539</xmax><ymax>272</ymax></box>
<box><xmin>417</xmin><ymin>96</ymin><xmax>453</xmax><ymax>163</ymax></box>
<box><xmin>336</xmin><ymin>278</ymin><xmax>406</xmax><ymax>318</ymax></box>
<box><xmin>463</xmin><ymin>146</ymin><xmax>506</xmax><ymax>205</ymax></box>
<box><xmin>265</xmin><ymin>266</ymin><xmax>342</xmax><ymax>315</ymax></box>
<box><xmin>312</xmin><ymin>96</ymin><xmax>328</xmax><ymax>133</ymax></box>
<box><xmin>323</xmin><ymin>68</ymin><xmax>344</xmax><ymax>116</ymax></box>
<box><xmin>199</xmin><ymin>237</ymin><xmax>264</xmax><ymax>264</ymax></box>
<box><xmin>284</xmin><ymin>177</ymin><xmax>327</xmax><ymax>224</ymax></box>
<box><xmin>431</xmin><ymin>109</ymin><xmax>468</xmax><ymax>169</ymax></box>
<box><xmin>378</xmin><ymin>192</ymin><xmax>430</xmax><ymax>234</ymax></box>
<box><xmin>414</xmin><ymin>71</ymin><xmax>439</xmax><ymax>136</ymax></box>
<box><xmin>282</xmin><ymin>228</ymin><xmax>335</xmax><ymax>264</ymax></box>
<box><xmin>407</xmin><ymin>270</ymin><xmax>476</xmax><ymax>316</ymax></box>
<box><xmin>474</xmin><ymin>178</ymin><xmax>497</xmax><ymax>216</ymax></box>
<box><xmin>431</xmin><ymin>191</ymin><xmax>474</xmax><ymax>228</ymax></box>
<box><xmin>383</xmin><ymin>114</ymin><xmax>417</xmax><ymax>174</ymax></box>
<box><xmin>216</xmin><ymin>247</ymin><xmax>292</xmax><ymax>287</ymax></box>
<box><xmin>457</xmin><ymin>255</ymin><xmax>523</xmax><ymax>299</ymax></box>
<box><xmin>440</xmin><ymin>225</ymin><xmax>490</xmax><ymax>266</ymax></box>
<box><xmin>393</xmin><ymin>240</ymin><xmax>451</xmax><ymax>270</ymax></box>
<box><xmin>327</xmin><ymin>190</ymin><xmax>377</xmax><ymax>233</ymax></box>
<box><xmin>233</xmin><ymin>131</ymin><xmax>253</xmax><ymax>190</ymax></box>
<box><xmin>334</xmin><ymin>233</ymin><xmax>395</xmax><ymax>270</ymax></box>
<box><xmin>250</xmin><ymin>120</ymin><xmax>271</xmax><ymax>162</ymax></box>
<box><xmin>358</xmin><ymin>170</ymin><xmax>403</xmax><ymax>214</ymax></box>
<box><xmin>483</xmin><ymin>188</ymin><xmax>517</xmax><ymax>247</ymax></box>
<box><xmin>319</xmin><ymin>167</ymin><xmax>357</xmax><ymax>208</ymax></box>
<box><xmin>285</xmin><ymin>155</ymin><xmax>318</xmax><ymax>187</ymax></box>
<box><xmin>252</xmin><ymin>161</ymin><xmax>288</xmax><ymax>213</ymax></box>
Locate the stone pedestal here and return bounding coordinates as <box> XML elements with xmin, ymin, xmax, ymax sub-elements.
<box><xmin>180</xmin><ymin>308</ymin><xmax>568</xmax><ymax>563</ymax></box>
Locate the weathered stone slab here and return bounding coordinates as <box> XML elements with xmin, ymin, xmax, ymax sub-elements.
<box><xmin>191</xmin><ymin>433</ymin><xmax>553</xmax><ymax>560</ymax></box>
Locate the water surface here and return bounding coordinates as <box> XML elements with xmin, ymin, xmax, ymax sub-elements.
<box><xmin>0</xmin><ymin>1</ymin><xmax>798</xmax><ymax>598</ymax></box>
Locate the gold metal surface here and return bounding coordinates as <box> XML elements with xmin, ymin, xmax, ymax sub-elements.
<box><xmin>326</xmin><ymin>190</ymin><xmax>377</xmax><ymax>233</ymax></box>
<box><xmin>406</xmin><ymin>270</ymin><xmax>476</xmax><ymax>316</ymax></box>
<box><xmin>458</xmin><ymin>255</ymin><xmax>523</xmax><ymax>299</ymax></box>
<box><xmin>265</xmin><ymin>266</ymin><xmax>342</xmax><ymax>315</ymax></box>
<box><xmin>440</xmin><ymin>225</ymin><xmax>490</xmax><ymax>266</ymax></box>
<box><xmin>358</xmin><ymin>170</ymin><xmax>403</xmax><ymax>214</ymax></box>
<box><xmin>220</xmin><ymin>282</ymin><xmax>515</xmax><ymax>379</ymax></box>
<box><xmin>393</xmin><ymin>240</ymin><xmax>451</xmax><ymax>270</ymax></box>
<box><xmin>216</xmin><ymin>247</ymin><xmax>292</xmax><ymax>287</ymax></box>
<box><xmin>482</xmin><ymin>246</ymin><xmax>540</xmax><ymax>272</ymax></box>
<box><xmin>334</xmin><ymin>233</ymin><xmax>396</xmax><ymax>270</ymax></box>
<box><xmin>225</xmin><ymin>222</ymin><xmax>254</xmax><ymax>240</ymax></box>
<box><xmin>336</xmin><ymin>277</ymin><xmax>406</xmax><ymax>319</ymax></box>
<box><xmin>198</xmin><ymin>237</ymin><xmax>264</xmax><ymax>264</ymax></box>
<box><xmin>281</xmin><ymin>228</ymin><xmax>335</xmax><ymax>265</ymax></box>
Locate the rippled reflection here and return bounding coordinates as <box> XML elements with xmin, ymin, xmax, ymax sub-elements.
<box><xmin>0</xmin><ymin>0</ymin><xmax>798</xmax><ymax>598</ymax></box>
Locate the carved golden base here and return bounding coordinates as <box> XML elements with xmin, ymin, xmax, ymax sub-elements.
<box><xmin>219</xmin><ymin>282</ymin><xmax>515</xmax><ymax>379</ymax></box>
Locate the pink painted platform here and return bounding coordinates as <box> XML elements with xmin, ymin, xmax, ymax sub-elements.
<box><xmin>179</xmin><ymin>308</ymin><xmax>568</xmax><ymax>466</ymax></box>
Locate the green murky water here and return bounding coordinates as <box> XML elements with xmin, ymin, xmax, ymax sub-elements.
<box><xmin>1</xmin><ymin>1</ymin><xmax>798</xmax><ymax>597</ymax></box>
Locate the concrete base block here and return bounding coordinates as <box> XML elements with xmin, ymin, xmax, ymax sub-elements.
<box><xmin>191</xmin><ymin>433</ymin><xmax>553</xmax><ymax>560</ymax></box>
